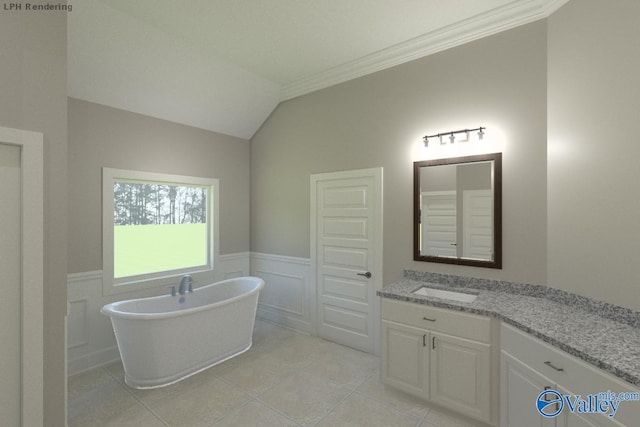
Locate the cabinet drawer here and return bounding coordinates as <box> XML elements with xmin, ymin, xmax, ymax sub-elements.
<box><xmin>381</xmin><ymin>298</ymin><xmax>491</xmax><ymax>343</ymax></box>
<box><xmin>501</xmin><ymin>323</ymin><xmax>571</xmax><ymax>385</ymax></box>
<box><xmin>501</xmin><ymin>323</ymin><xmax>640</xmax><ymax>426</ymax></box>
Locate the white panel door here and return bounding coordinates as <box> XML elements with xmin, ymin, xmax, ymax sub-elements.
<box><xmin>0</xmin><ymin>143</ymin><xmax>22</xmax><ymax>426</ymax></box>
<box><xmin>421</xmin><ymin>192</ymin><xmax>457</xmax><ymax>257</ymax></box>
<box><xmin>312</xmin><ymin>168</ymin><xmax>382</xmax><ymax>353</ymax></box>
<box><xmin>0</xmin><ymin>126</ymin><xmax>44</xmax><ymax>427</ymax></box>
<box><xmin>463</xmin><ymin>189</ymin><xmax>493</xmax><ymax>260</ymax></box>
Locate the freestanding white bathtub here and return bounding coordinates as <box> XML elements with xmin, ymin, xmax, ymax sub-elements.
<box><xmin>101</xmin><ymin>276</ymin><xmax>265</xmax><ymax>389</ymax></box>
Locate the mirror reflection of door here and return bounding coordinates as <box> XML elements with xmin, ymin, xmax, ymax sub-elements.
<box><xmin>420</xmin><ymin>162</ymin><xmax>493</xmax><ymax>260</ymax></box>
<box><xmin>415</xmin><ymin>154</ymin><xmax>499</xmax><ymax>267</ymax></box>
<box><xmin>462</xmin><ymin>189</ymin><xmax>493</xmax><ymax>260</ymax></box>
<box><xmin>421</xmin><ymin>191</ymin><xmax>457</xmax><ymax>257</ymax></box>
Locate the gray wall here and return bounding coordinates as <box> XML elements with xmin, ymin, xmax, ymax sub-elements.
<box><xmin>251</xmin><ymin>21</ymin><xmax>548</xmax><ymax>286</ymax></box>
<box><xmin>458</xmin><ymin>162</ymin><xmax>492</xmax><ymax>192</ymax></box>
<box><xmin>547</xmin><ymin>0</ymin><xmax>640</xmax><ymax>310</ymax></box>
<box><xmin>421</xmin><ymin>165</ymin><xmax>456</xmax><ymax>192</ymax></box>
<box><xmin>68</xmin><ymin>98</ymin><xmax>251</xmax><ymax>274</ymax></box>
<box><xmin>0</xmin><ymin>6</ymin><xmax>68</xmax><ymax>424</ymax></box>
<box><xmin>253</xmin><ymin>1</ymin><xmax>640</xmax><ymax>312</ymax></box>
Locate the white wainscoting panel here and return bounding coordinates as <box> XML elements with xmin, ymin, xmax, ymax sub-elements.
<box><xmin>67</xmin><ymin>298</ymin><xmax>88</xmax><ymax>349</ymax></box>
<box><xmin>218</xmin><ymin>252</ymin><xmax>251</xmax><ymax>279</ymax></box>
<box><xmin>66</xmin><ymin>252</ymin><xmax>251</xmax><ymax>376</ymax></box>
<box><xmin>67</xmin><ymin>271</ymin><xmax>120</xmax><ymax>376</ymax></box>
<box><xmin>251</xmin><ymin>252</ymin><xmax>313</xmax><ymax>334</ymax></box>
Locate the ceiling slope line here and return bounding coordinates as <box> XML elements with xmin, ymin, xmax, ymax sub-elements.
<box><xmin>280</xmin><ymin>0</ymin><xmax>570</xmax><ymax>101</ymax></box>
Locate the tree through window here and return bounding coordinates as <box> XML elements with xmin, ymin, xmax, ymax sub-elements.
<box><xmin>103</xmin><ymin>168</ymin><xmax>218</xmax><ymax>294</ymax></box>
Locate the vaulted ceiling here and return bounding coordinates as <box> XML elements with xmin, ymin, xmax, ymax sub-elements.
<box><xmin>68</xmin><ymin>0</ymin><xmax>568</xmax><ymax>139</ymax></box>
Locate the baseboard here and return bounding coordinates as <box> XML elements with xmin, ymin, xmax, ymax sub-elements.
<box><xmin>68</xmin><ymin>346</ymin><xmax>120</xmax><ymax>377</ymax></box>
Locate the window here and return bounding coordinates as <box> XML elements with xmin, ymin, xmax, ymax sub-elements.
<box><xmin>103</xmin><ymin>168</ymin><xmax>219</xmax><ymax>295</ymax></box>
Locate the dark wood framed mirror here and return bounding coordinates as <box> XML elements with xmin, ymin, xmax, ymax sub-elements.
<box><xmin>413</xmin><ymin>153</ymin><xmax>502</xmax><ymax>269</ymax></box>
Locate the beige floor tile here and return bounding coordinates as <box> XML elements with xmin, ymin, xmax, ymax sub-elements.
<box><xmin>69</xmin><ymin>319</ymin><xmax>479</xmax><ymax>427</ymax></box>
<box><xmin>316</xmin><ymin>392</ymin><xmax>421</xmax><ymax>427</ymax></box>
<box><xmin>252</xmin><ymin>319</ymin><xmax>299</xmax><ymax>348</ymax></box>
<box><xmin>356</xmin><ymin>371</ymin><xmax>430</xmax><ymax>419</ymax></box>
<box><xmin>145</xmin><ymin>376</ymin><xmax>251</xmax><ymax>426</ymax></box>
<box><xmin>258</xmin><ymin>369</ymin><xmax>353</xmax><ymax>426</ymax></box>
<box><xmin>239</xmin><ymin>334</ymin><xmax>329</xmax><ymax>377</ymax></box>
<box><xmin>307</xmin><ymin>342</ymin><xmax>379</xmax><ymax>388</ymax></box>
<box><xmin>212</xmin><ymin>400</ymin><xmax>298</xmax><ymax>427</ymax></box>
<box><xmin>68</xmin><ymin>374</ymin><xmax>164</xmax><ymax>427</ymax></box>
<box><xmin>68</xmin><ymin>367</ymin><xmax>117</xmax><ymax>400</ymax></box>
<box><xmin>216</xmin><ymin>358</ymin><xmax>283</xmax><ymax>396</ymax></box>
<box><xmin>103</xmin><ymin>359</ymin><xmax>135</xmax><ymax>386</ymax></box>
<box><xmin>420</xmin><ymin>407</ymin><xmax>484</xmax><ymax>427</ymax></box>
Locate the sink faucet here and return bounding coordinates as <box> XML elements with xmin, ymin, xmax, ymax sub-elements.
<box><xmin>178</xmin><ymin>274</ymin><xmax>194</xmax><ymax>295</ymax></box>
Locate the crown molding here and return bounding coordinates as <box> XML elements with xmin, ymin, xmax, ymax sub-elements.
<box><xmin>280</xmin><ymin>0</ymin><xmax>570</xmax><ymax>101</ymax></box>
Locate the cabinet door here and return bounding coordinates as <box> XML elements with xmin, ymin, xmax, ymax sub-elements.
<box><xmin>558</xmin><ymin>407</ymin><xmax>611</xmax><ymax>427</ymax></box>
<box><xmin>559</xmin><ymin>410</ymin><xmax>626</xmax><ymax>427</ymax></box>
<box><xmin>501</xmin><ymin>350</ymin><xmax>555</xmax><ymax>427</ymax></box>
<box><xmin>556</xmin><ymin>385</ymin><xmax>627</xmax><ymax>427</ymax></box>
<box><xmin>430</xmin><ymin>331</ymin><xmax>491</xmax><ymax>423</ymax></box>
<box><xmin>381</xmin><ymin>320</ymin><xmax>429</xmax><ymax>398</ymax></box>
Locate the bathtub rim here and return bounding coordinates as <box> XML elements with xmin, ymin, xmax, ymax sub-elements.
<box><xmin>100</xmin><ymin>276</ymin><xmax>264</xmax><ymax>320</ymax></box>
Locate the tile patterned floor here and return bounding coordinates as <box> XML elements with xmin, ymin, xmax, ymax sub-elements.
<box><xmin>68</xmin><ymin>319</ymin><xmax>484</xmax><ymax>426</ymax></box>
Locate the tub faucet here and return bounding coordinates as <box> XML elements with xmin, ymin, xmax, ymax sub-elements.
<box><xmin>178</xmin><ymin>274</ymin><xmax>194</xmax><ymax>295</ymax></box>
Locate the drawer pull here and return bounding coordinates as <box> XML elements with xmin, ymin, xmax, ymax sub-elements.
<box><xmin>423</xmin><ymin>334</ymin><xmax>426</xmax><ymax>347</ymax></box>
<box><xmin>422</xmin><ymin>317</ymin><xmax>436</xmax><ymax>322</ymax></box>
<box><xmin>544</xmin><ymin>386</ymin><xmax>560</xmax><ymax>411</ymax></box>
<box><xmin>544</xmin><ymin>361</ymin><xmax>564</xmax><ymax>372</ymax></box>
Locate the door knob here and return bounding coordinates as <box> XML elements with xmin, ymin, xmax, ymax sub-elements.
<box><xmin>357</xmin><ymin>272</ymin><xmax>372</xmax><ymax>278</ymax></box>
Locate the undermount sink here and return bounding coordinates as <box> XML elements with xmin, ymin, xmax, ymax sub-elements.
<box><xmin>412</xmin><ymin>286</ymin><xmax>478</xmax><ymax>303</ymax></box>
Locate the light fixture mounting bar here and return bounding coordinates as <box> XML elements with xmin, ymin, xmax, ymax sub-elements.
<box><xmin>423</xmin><ymin>126</ymin><xmax>485</xmax><ymax>146</ymax></box>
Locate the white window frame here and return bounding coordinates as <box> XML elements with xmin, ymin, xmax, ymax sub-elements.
<box><xmin>102</xmin><ymin>168</ymin><xmax>219</xmax><ymax>296</ymax></box>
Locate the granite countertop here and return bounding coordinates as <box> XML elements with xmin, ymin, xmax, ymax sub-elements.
<box><xmin>378</xmin><ymin>277</ymin><xmax>640</xmax><ymax>388</ymax></box>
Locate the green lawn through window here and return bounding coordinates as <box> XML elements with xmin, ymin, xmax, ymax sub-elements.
<box><xmin>114</xmin><ymin>223</ymin><xmax>207</xmax><ymax>278</ymax></box>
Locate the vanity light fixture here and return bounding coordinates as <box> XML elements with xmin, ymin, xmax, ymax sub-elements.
<box><xmin>423</xmin><ymin>126</ymin><xmax>485</xmax><ymax>147</ymax></box>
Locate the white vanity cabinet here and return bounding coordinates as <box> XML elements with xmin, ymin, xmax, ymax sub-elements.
<box><xmin>501</xmin><ymin>323</ymin><xmax>639</xmax><ymax>427</ymax></box>
<box><xmin>381</xmin><ymin>319</ymin><xmax>430</xmax><ymax>397</ymax></box>
<box><xmin>381</xmin><ymin>298</ymin><xmax>495</xmax><ymax>425</ymax></box>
